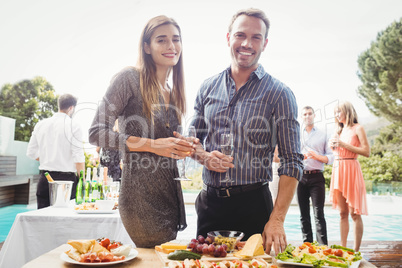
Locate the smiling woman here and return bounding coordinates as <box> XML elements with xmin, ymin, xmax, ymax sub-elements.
<box><xmin>88</xmin><ymin>15</ymin><xmax>193</xmax><ymax>248</ymax></box>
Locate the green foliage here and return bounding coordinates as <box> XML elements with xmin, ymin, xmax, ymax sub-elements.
<box><xmin>323</xmin><ymin>165</ymin><xmax>332</xmax><ymax>189</ymax></box>
<box><xmin>181</xmin><ymin>163</ymin><xmax>203</xmax><ymax>190</ymax></box>
<box><xmin>358</xmin><ymin>152</ymin><xmax>402</xmax><ymax>182</ymax></box>
<box><xmin>0</xmin><ymin>77</ymin><xmax>59</xmax><ymax>141</ymax></box>
<box><xmin>357</xmin><ymin>18</ymin><xmax>402</xmax><ymax>124</ymax></box>
<box><xmin>84</xmin><ymin>151</ymin><xmax>99</xmax><ymax>177</ymax></box>
<box><xmin>371</xmin><ymin>123</ymin><xmax>402</xmax><ymax>156</ymax></box>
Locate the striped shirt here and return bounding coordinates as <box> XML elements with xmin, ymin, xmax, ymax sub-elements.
<box><xmin>191</xmin><ymin>65</ymin><xmax>303</xmax><ymax>187</ymax></box>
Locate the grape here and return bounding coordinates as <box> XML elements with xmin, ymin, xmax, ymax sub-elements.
<box><xmin>220</xmin><ymin>250</ymin><xmax>227</xmax><ymax>257</ymax></box>
<box><xmin>202</xmin><ymin>244</ymin><xmax>209</xmax><ymax>254</ymax></box>
<box><xmin>197</xmin><ymin>235</ymin><xmax>205</xmax><ymax>244</ymax></box>
<box><xmin>191</xmin><ymin>238</ymin><xmax>198</xmax><ymax>243</ymax></box>
<box><xmin>191</xmin><ymin>247</ymin><xmax>198</xmax><ymax>253</ymax></box>
<box><xmin>188</xmin><ymin>241</ymin><xmax>196</xmax><ymax>249</ymax></box>
<box><xmin>208</xmin><ymin>244</ymin><xmax>215</xmax><ymax>254</ymax></box>
<box><xmin>214</xmin><ymin>248</ymin><xmax>221</xmax><ymax>257</ymax></box>
<box><xmin>205</xmin><ymin>236</ymin><xmax>213</xmax><ymax>245</ymax></box>
<box><xmin>196</xmin><ymin>243</ymin><xmax>204</xmax><ymax>253</ymax></box>
<box><xmin>216</xmin><ymin>245</ymin><xmax>222</xmax><ymax>253</ymax></box>
<box><xmin>221</xmin><ymin>243</ymin><xmax>228</xmax><ymax>251</ymax></box>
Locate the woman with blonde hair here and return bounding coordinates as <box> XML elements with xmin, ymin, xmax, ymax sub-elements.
<box><xmin>329</xmin><ymin>101</ymin><xmax>370</xmax><ymax>251</ymax></box>
<box><xmin>89</xmin><ymin>15</ymin><xmax>194</xmax><ymax>247</ymax></box>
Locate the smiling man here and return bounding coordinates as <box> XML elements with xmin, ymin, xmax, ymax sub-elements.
<box><xmin>189</xmin><ymin>8</ymin><xmax>303</xmax><ymax>255</ymax></box>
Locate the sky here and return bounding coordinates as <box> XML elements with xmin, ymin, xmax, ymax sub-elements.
<box><xmin>1</xmin><ymin>0</ymin><xmax>401</xmax><ymax>151</ymax></box>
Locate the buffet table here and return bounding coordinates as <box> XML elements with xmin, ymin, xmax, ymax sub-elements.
<box><xmin>21</xmin><ymin>244</ymin><xmax>377</xmax><ymax>268</ymax></box>
<box><xmin>0</xmin><ymin>206</ymin><xmax>133</xmax><ymax>268</ymax></box>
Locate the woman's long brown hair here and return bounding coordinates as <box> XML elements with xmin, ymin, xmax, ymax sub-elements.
<box><xmin>335</xmin><ymin>101</ymin><xmax>359</xmax><ymax>135</ymax></box>
<box><xmin>136</xmin><ymin>15</ymin><xmax>186</xmax><ymax>122</ymax></box>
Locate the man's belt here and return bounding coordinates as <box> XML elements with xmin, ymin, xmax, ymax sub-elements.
<box><xmin>203</xmin><ymin>182</ymin><xmax>268</xmax><ymax>198</ymax></box>
<box><xmin>40</xmin><ymin>170</ymin><xmax>76</xmax><ymax>176</ymax></box>
<box><xmin>303</xmin><ymin>169</ymin><xmax>322</xmax><ymax>175</ymax></box>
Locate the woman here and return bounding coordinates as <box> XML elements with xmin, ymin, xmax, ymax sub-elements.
<box><xmin>329</xmin><ymin>101</ymin><xmax>370</xmax><ymax>251</ymax></box>
<box><xmin>89</xmin><ymin>15</ymin><xmax>194</xmax><ymax>247</ymax></box>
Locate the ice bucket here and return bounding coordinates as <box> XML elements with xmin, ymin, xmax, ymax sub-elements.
<box><xmin>49</xmin><ymin>181</ymin><xmax>73</xmax><ymax>207</ymax></box>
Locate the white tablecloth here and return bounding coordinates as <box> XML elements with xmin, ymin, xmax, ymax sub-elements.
<box><xmin>0</xmin><ymin>206</ymin><xmax>133</xmax><ymax>268</ymax></box>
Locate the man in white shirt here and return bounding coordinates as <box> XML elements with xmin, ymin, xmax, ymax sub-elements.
<box><xmin>298</xmin><ymin>106</ymin><xmax>334</xmax><ymax>245</ymax></box>
<box><xmin>27</xmin><ymin>94</ymin><xmax>85</xmax><ymax>209</ymax></box>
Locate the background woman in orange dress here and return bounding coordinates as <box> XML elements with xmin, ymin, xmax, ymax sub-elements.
<box><xmin>329</xmin><ymin>101</ymin><xmax>370</xmax><ymax>251</ymax></box>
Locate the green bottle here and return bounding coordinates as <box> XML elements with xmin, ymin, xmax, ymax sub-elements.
<box><xmin>75</xmin><ymin>170</ymin><xmax>84</xmax><ymax>204</ymax></box>
<box><xmin>91</xmin><ymin>167</ymin><xmax>99</xmax><ymax>202</ymax></box>
<box><xmin>84</xmin><ymin>168</ymin><xmax>92</xmax><ymax>203</ymax></box>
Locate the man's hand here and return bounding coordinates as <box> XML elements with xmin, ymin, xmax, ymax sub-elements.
<box><xmin>175</xmin><ymin>131</ymin><xmax>234</xmax><ymax>172</ymax></box>
<box><xmin>203</xmin><ymin>150</ymin><xmax>234</xmax><ymax>172</ymax></box>
<box><xmin>262</xmin><ymin>217</ymin><xmax>287</xmax><ymax>255</ymax></box>
<box><xmin>262</xmin><ymin>175</ymin><xmax>298</xmax><ymax>255</ymax></box>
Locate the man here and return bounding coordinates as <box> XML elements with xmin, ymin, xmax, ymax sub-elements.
<box><xmin>27</xmin><ymin>94</ymin><xmax>85</xmax><ymax>209</ymax></box>
<box><xmin>189</xmin><ymin>8</ymin><xmax>303</xmax><ymax>254</ymax></box>
<box><xmin>298</xmin><ymin>106</ymin><xmax>334</xmax><ymax>245</ymax></box>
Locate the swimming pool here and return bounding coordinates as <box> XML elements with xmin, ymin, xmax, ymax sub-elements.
<box><xmin>0</xmin><ymin>204</ymin><xmax>35</xmax><ymax>242</ymax></box>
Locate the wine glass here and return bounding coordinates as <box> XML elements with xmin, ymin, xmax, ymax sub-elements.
<box><xmin>220</xmin><ymin>133</ymin><xmax>234</xmax><ymax>183</ymax></box>
<box><xmin>174</xmin><ymin>125</ymin><xmax>196</xmax><ymax>181</ymax></box>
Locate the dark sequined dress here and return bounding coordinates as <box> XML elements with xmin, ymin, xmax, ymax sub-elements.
<box><xmin>89</xmin><ymin>67</ymin><xmax>187</xmax><ymax>247</ymax></box>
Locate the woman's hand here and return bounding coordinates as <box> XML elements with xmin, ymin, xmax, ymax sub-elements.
<box><xmin>173</xmin><ymin>131</ymin><xmax>199</xmax><ymax>157</ymax></box>
<box><xmin>126</xmin><ymin>136</ymin><xmax>194</xmax><ymax>159</ymax></box>
<box><xmin>150</xmin><ymin>137</ymin><xmax>195</xmax><ymax>159</ymax></box>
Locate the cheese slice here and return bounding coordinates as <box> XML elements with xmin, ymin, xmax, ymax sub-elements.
<box><xmin>160</xmin><ymin>242</ymin><xmax>187</xmax><ymax>250</ymax></box>
<box><xmin>155</xmin><ymin>245</ymin><xmax>179</xmax><ymax>254</ymax></box>
<box><xmin>67</xmin><ymin>239</ymin><xmax>95</xmax><ymax>254</ymax></box>
<box><xmin>90</xmin><ymin>242</ymin><xmax>110</xmax><ymax>254</ymax></box>
<box><xmin>234</xmin><ymin>234</ymin><xmax>264</xmax><ymax>258</ymax></box>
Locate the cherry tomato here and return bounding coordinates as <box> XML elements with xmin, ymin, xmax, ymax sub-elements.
<box><xmin>308</xmin><ymin>247</ymin><xmax>317</xmax><ymax>253</ymax></box>
<box><xmin>100</xmin><ymin>238</ymin><xmax>110</xmax><ymax>248</ymax></box>
<box><xmin>323</xmin><ymin>248</ymin><xmax>332</xmax><ymax>255</ymax></box>
<box><xmin>107</xmin><ymin>242</ymin><xmax>120</xmax><ymax>250</ymax></box>
<box><xmin>304</xmin><ymin>242</ymin><xmax>312</xmax><ymax>247</ymax></box>
<box><xmin>334</xmin><ymin>249</ymin><xmax>343</xmax><ymax>257</ymax></box>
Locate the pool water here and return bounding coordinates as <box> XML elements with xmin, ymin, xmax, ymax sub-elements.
<box><xmin>179</xmin><ymin>202</ymin><xmax>402</xmax><ymax>242</ymax></box>
<box><xmin>283</xmin><ymin>206</ymin><xmax>402</xmax><ymax>241</ymax></box>
<box><xmin>0</xmin><ymin>204</ymin><xmax>35</xmax><ymax>242</ymax></box>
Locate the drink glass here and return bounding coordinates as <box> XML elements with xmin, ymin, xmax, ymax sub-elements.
<box><xmin>174</xmin><ymin>125</ymin><xmax>196</xmax><ymax>181</ymax></box>
<box><xmin>220</xmin><ymin>133</ymin><xmax>234</xmax><ymax>183</ymax></box>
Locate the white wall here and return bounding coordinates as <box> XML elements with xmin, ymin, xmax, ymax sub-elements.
<box><xmin>0</xmin><ymin>115</ymin><xmax>39</xmax><ymax>175</ymax></box>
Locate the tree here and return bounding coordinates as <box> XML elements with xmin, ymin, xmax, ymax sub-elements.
<box><xmin>0</xmin><ymin>77</ymin><xmax>59</xmax><ymax>141</ymax></box>
<box><xmin>357</xmin><ymin>18</ymin><xmax>402</xmax><ymax>123</ymax></box>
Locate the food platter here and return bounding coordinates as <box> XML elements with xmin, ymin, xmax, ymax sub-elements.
<box><xmin>156</xmin><ymin>250</ymin><xmax>272</xmax><ymax>266</ymax></box>
<box><xmin>60</xmin><ymin>248</ymin><xmax>138</xmax><ymax>266</ymax></box>
<box><xmin>74</xmin><ymin>210</ymin><xmax>118</xmax><ymax>214</ymax></box>
<box><xmin>276</xmin><ymin>259</ymin><xmax>361</xmax><ymax>268</ymax></box>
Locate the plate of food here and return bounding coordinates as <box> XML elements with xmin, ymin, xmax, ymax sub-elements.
<box><xmin>61</xmin><ymin>238</ymin><xmax>137</xmax><ymax>266</ymax></box>
<box><xmin>276</xmin><ymin>242</ymin><xmax>362</xmax><ymax>268</ymax></box>
<box><xmin>74</xmin><ymin>210</ymin><xmax>118</xmax><ymax>214</ymax></box>
<box><xmin>74</xmin><ymin>202</ymin><xmax>117</xmax><ymax>214</ymax></box>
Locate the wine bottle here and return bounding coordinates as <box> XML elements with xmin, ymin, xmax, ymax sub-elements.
<box><xmin>75</xmin><ymin>170</ymin><xmax>84</xmax><ymax>205</ymax></box>
<box><xmin>84</xmin><ymin>168</ymin><xmax>92</xmax><ymax>203</ymax></box>
<box><xmin>44</xmin><ymin>172</ymin><xmax>54</xmax><ymax>182</ymax></box>
<box><xmin>92</xmin><ymin>167</ymin><xmax>100</xmax><ymax>202</ymax></box>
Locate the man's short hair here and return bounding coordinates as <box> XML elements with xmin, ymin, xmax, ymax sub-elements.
<box><xmin>58</xmin><ymin>94</ymin><xmax>77</xmax><ymax>111</ymax></box>
<box><xmin>302</xmin><ymin>106</ymin><xmax>315</xmax><ymax>113</ymax></box>
<box><xmin>228</xmin><ymin>8</ymin><xmax>270</xmax><ymax>39</ymax></box>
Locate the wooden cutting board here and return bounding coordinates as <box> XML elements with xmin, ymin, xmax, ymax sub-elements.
<box><xmin>156</xmin><ymin>250</ymin><xmax>272</xmax><ymax>266</ymax></box>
